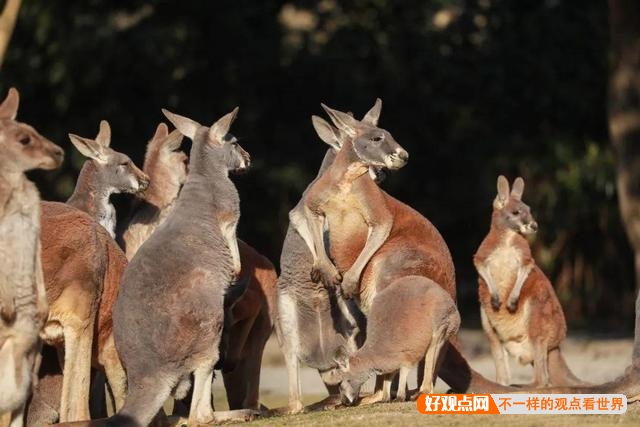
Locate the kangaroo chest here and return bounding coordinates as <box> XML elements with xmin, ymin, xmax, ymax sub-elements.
<box><xmin>483</xmin><ymin>243</ymin><xmax>523</xmax><ymax>296</ymax></box>
<box><xmin>0</xmin><ymin>186</ymin><xmax>39</xmax><ymax>303</ymax></box>
<box><xmin>323</xmin><ymin>191</ymin><xmax>368</xmax><ymax>272</ymax></box>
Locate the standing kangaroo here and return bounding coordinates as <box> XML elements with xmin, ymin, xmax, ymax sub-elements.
<box><xmin>119</xmin><ymin>123</ymin><xmax>187</xmax><ymax>259</ymax></box>
<box><xmin>111</xmin><ymin>107</ymin><xmax>251</xmax><ymax>426</ymax></box>
<box><xmin>277</xmin><ymin>115</ymin><xmax>377</xmax><ymax>413</ymax></box>
<box><xmin>292</xmin><ymin>100</ymin><xmax>513</xmax><ymax>403</ymax></box>
<box><xmin>66</xmin><ymin>120</ymin><xmax>149</xmax><ymax>238</ymax></box>
<box><xmin>0</xmin><ymin>87</ymin><xmax>64</xmax><ymax>427</ymax></box>
<box><xmin>119</xmin><ymin>122</ymin><xmax>277</xmax><ymax>412</ymax></box>
<box><xmin>474</xmin><ymin>175</ymin><xmax>584</xmax><ymax>387</ymax></box>
<box><xmin>335</xmin><ymin>276</ymin><xmax>460</xmax><ymax>405</ymax></box>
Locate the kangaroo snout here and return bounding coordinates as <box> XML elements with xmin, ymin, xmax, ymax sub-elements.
<box><xmin>137</xmin><ymin>172</ymin><xmax>150</xmax><ymax>192</ymax></box>
<box><xmin>385</xmin><ymin>148</ymin><xmax>409</xmax><ymax>170</ymax></box>
<box><xmin>42</xmin><ymin>142</ymin><xmax>65</xmax><ymax>170</ymax></box>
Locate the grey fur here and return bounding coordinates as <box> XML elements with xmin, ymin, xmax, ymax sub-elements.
<box><xmin>110</xmin><ymin>108</ymin><xmax>249</xmax><ymax>426</ymax></box>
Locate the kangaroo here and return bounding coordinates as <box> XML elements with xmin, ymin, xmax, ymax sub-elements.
<box><xmin>334</xmin><ymin>276</ymin><xmax>460</xmax><ymax>405</ymax></box>
<box><xmin>277</xmin><ymin>115</ymin><xmax>380</xmax><ymax>413</ymax></box>
<box><xmin>0</xmin><ymin>87</ymin><xmax>64</xmax><ymax>427</ymax></box>
<box><xmin>37</xmin><ymin>201</ymin><xmax>128</xmax><ymax>423</ymax></box>
<box><xmin>119</xmin><ymin>123</ymin><xmax>187</xmax><ymax>259</ymax></box>
<box><xmin>119</xmin><ymin>122</ymin><xmax>277</xmax><ymax>412</ymax></box>
<box><xmin>66</xmin><ymin>120</ymin><xmax>149</xmax><ymax>238</ymax></box>
<box><xmin>291</xmin><ymin>100</ymin><xmax>514</xmax><ymax>403</ymax></box>
<box><xmin>474</xmin><ymin>175</ymin><xmax>585</xmax><ymax>387</ymax></box>
<box><xmin>110</xmin><ymin>107</ymin><xmax>251</xmax><ymax>427</ymax></box>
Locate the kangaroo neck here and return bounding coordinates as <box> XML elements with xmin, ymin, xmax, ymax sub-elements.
<box><xmin>66</xmin><ymin>161</ymin><xmax>113</xmax><ymax>222</ymax></box>
<box><xmin>142</xmin><ymin>168</ymin><xmax>181</xmax><ymax>209</ymax></box>
<box><xmin>176</xmin><ymin>168</ymin><xmax>236</xmax><ymax>226</ymax></box>
<box><xmin>488</xmin><ymin>212</ymin><xmax>523</xmax><ymax>245</ymax></box>
<box><xmin>326</xmin><ymin>141</ymin><xmax>368</xmax><ymax>184</ymax></box>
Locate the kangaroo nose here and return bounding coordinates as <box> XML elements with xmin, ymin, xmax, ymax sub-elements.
<box><xmin>530</xmin><ymin>221</ymin><xmax>538</xmax><ymax>232</ymax></box>
<box><xmin>52</xmin><ymin>146</ymin><xmax>64</xmax><ymax>160</ymax></box>
<box><xmin>139</xmin><ymin>174</ymin><xmax>150</xmax><ymax>190</ymax></box>
<box><xmin>397</xmin><ymin>149</ymin><xmax>409</xmax><ymax>162</ymax></box>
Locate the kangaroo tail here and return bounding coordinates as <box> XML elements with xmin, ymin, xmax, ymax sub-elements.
<box><xmin>548</xmin><ymin>347</ymin><xmax>589</xmax><ymax>386</ymax></box>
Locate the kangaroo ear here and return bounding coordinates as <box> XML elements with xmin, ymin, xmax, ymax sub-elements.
<box><xmin>312</xmin><ymin>115</ymin><xmax>342</xmax><ymax>151</ymax></box>
<box><xmin>162</xmin><ymin>109</ymin><xmax>201</xmax><ymax>140</ymax></box>
<box><xmin>150</xmin><ymin>123</ymin><xmax>169</xmax><ymax>142</ymax></box>
<box><xmin>162</xmin><ymin>129</ymin><xmax>184</xmax><ymax>152</ymax></box>
<box><xmin>68</xmin><ymin>134</ymin><xmax>107</xmax><ymax>164</ymax></box>
<box><xmin>95</xmin><ymin>120</ymin><xmax>112</xmax><ymax>148</ymax></box>
<box><xmin>321</xmin><ymin>103</ymin><xmax>358</xmax><ymax>137</ymax></box>
<box><xmin>362</xmin><ymin>98</ymin><xmax>382</xmax><ymax>126</ymax></box>
<box><xmin>209</xmin><ymin>107</ymin><xmax>239</xmax><ymax>144</ymax></box>
<box><xmin>0</xmin><ymin>87</ymin><xmax>19</xmax><ymax>120</ymax></box>
<box><xmin>511</xmin><ymin>177</ymin><xmax>524</xmax><ymax>200</ymax></box>
<box><xmin>493</xmin><ymin>175</ymin><xmax>510</xmax><ymax>209</ymax></box>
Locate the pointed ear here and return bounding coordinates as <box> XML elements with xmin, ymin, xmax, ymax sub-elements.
<box><xmin>162</xmin><ymin>109</ymin><xmax>201</xmax><ymax>140</ymax></box>
<box><xmin>361</xmin><ymin>98</ymin><xmax>382</xmax><ymax>126</ymax></box>
<box><xmin>151</xmin><ymin>123</ymin><xmax>169</xmax><ymax>142</ymax></box>
<box><xmin>68</xmin><ymin>134</ymin><xmax>107</xmax><ymax>163</ymax></box>
<box><xmin>162</xmin><ymin>129</ymin><xmax>184</xmax><ymax>151</ymax></box>
<box><xmin>0</xmin><ymin>87</ymin><xmax>20</xmax><ymax>120</ymax></box>
<box><xmin>493</xmin><ymin>175</ymin><xmax>510</xmax><ymax>209</ymax></box>
<box><xmin>511</xmin><ymin>177</ymin><xmax>524</xmax><ymax>200</ymax></box>
<box><xmin>321</xmin><ymin>103</ymin><xmax>358</xmax><ymax>137</ymax></box>
<box><xmin>95</xmin><ymin>120</ymin><xmax>111</xmax><ymax>148</ymax></box>
<box><xmin>209</xmin><ymin>107</ymin><xmax>239</xmax><ymax>143</ymax></box>
<box><xmin>311</xmin><ymin>115</ymin><xmax>342</xmax><ymax>151</ymax></box>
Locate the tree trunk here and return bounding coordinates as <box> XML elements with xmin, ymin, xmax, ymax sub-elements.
<box><xmin>609</xmin><ymin>0</ymin><xmax>640</xmax><ymax>368</ymax></box>
<box><xmin>0</xmin><ymin>0</ymin><xmax>22</xmax><ymax>69</ymax></box>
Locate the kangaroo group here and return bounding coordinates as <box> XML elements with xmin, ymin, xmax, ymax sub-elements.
<box><xmin>0</xmin><ymin>87</ymin><xmax>635</xmax><ymax>427</ymax></box>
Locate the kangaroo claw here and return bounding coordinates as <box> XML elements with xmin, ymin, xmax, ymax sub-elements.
<box><xmin>491</xmin><ymin>294</ymin><xmax>501</xmax><ymax>310</ymax></box>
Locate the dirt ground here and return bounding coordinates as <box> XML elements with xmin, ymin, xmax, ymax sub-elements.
<box><xmin>207</xmin><ymin>329</ymin><xmax>638</xmax><ymax>425</ymax></box>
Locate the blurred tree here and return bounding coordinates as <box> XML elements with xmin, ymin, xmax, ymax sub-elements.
<box><xmin>609</xmin><ymin>0</ymin><xmax>640</xmax><ymax>370</ymax></box>
<box><xmin>0</xmin><ymin>0</ymin><xmax>21</xmax><ymax>68</ymax></box>
<box><xmin>0</xmin><ymin>0</ymin><xmax>632</xmax><ymax>330</ymax></box>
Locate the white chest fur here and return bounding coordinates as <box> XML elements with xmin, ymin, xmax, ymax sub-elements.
<box><xmin>484</xmin><ymin>242</ymin><xmax>522</xmax><ymax>295</ymax></box>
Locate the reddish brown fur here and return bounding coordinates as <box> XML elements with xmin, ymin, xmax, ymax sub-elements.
<box><xmin>473</xmin><ymin>176</ymin><xmax>581</xmax><ymax>387</ymax></box>
<box><xmin>38</xmin><ymin>201</ymin><xmax>127</xmax><ymax>422</ymax></box>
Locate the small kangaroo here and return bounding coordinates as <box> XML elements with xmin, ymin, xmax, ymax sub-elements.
<box><xmin>334</xmin><ymin>276</ymin><xmax>460</xmax><ymax>405</ymax></box>
<box><xmin>474</xmin><ymin>175</ymin><xmax>584</xmax><ymax>387</ymax></box>
<box><xmin>119</xmin><ymin>122</ymin><xmax>187</xmax><ymax>259</ymax></box>
<box><xmin>0</xmin><ymin>87</ymin><xmax>64</xmax><ymax>427</ymax></box>
<box><xmin>66</xmin><ymin>120</ymin><xmax>149</xmax><ymax>238</ymax></box>
<box><xmin>111</xmin><ymin>107</ymin><xmax>251</xmax><ymax>426</ymax></box>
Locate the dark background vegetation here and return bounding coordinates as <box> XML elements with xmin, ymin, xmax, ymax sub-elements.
<box><xmin>1</xmin><ymin>0</ymin><xmax>633</xmax><ymax>331</ymax></box>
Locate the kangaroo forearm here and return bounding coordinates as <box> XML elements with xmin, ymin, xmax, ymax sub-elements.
<box><xmin>477</xmin><ymin>265</ymin><xmax>498</xmax><ymax>295</ymax></box>
<box><xmin>305</xmin><ymin>207</ymin><xmax>332</xmax><ymax>265</ymax></box>
<box><xmin>508</xmin><ymin>264</ymin><xmax>533</xmax><ymax>304</ymax></box>
<box><xmin>288</xmin><ymin>204</ymin><xmax>317</xmax><ymax>259</ymax></box>
<box><xmin>345</xmin><ymin>223</ymin><xmax>391</xmax><ymax>282</ymax></box>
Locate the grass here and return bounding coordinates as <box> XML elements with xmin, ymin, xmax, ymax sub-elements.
<box><xmin>235</xmin><ymin>400</ymin><xmax>640</xmax><ymax>427</ymax></box>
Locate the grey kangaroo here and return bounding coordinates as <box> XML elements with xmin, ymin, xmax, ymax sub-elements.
<box><xmin>0</xmin><ymin>87</ymin><xmax>64</xmax><ymax>427</ymax></box>
<box><xmin>66</xmin><ymin>120</ymin><xmax>149</xmax><ymax>238</ymax></box>
<box><xmin>110</xmin><ymin>107</ymin><xmax>251</xmax><ymax>427</ymax></box>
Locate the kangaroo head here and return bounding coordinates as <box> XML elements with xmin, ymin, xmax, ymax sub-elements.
<box><xmin>320</xmin><ymin>98</ymin><xmax>408</xmax><ymax>170</ymax></box>
<box><xmin>493</xmin><ymin>175</ymin><xmax>538</xmax><ymax>235</ymax></box>
<box><xmin>311</xmin><ymin>112</ymin><xmax>387</xmax><ymax>184</ymax></box>
<box><xmin>68</xmin><ymin>120</ymin><xmax>149</xmax><ymax>194</ymax></box>
<box><xmin>143</xmin><ymin>123</ymin><xmax>188</xmax><ymax>190</ymax></box>
<box><xmin>161</xmin><ymin>108</ymin><xmax>250</xmax><ymax>175</ymax></box>
<box><xmin>0</xmin><ymin>88</ymin><xmax>64</xmax><ymax>172</ymax></box>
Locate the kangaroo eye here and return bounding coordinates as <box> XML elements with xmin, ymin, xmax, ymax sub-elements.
<box><xmin>231</xmin><ymin>141</ymin><xmax>238</xmax><ymax>147</ymax></box>
<box><xmin>512</xmin><ymin>209</ymin><xmax>520</xmax><ymax>215</ymax></box>
<box><xmin>371</xmin><ymin>136</ymin><xmax>383</xmax><ymax>142</ymax></box>
<box><xmin>120</xmin><ymin>161</ymin><xmax>129</xmax><ymax>166</ymax></box>
<box><xmin>19</xmin><ymin>136</ymin><xmax>31</xmax><ymax>145</ymax></box>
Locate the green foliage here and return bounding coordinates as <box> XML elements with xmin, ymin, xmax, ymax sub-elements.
<box><xmin>2</xmin><ymin>0</ymin><xmax>633</xmax><ymax>329</ymax></box>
